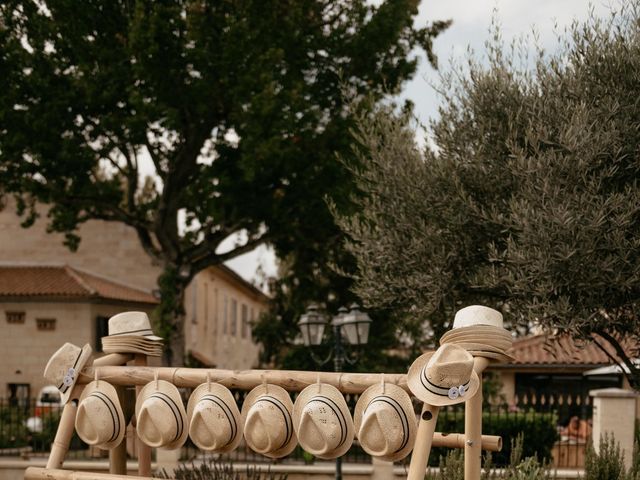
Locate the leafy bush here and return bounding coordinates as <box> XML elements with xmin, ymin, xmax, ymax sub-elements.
<box><xmin>431</xmin><ymin>410</ymin><xmax>558</xmax><ymax>466</ymax></box>
<box><xmin>585</xmin><ymin>434</ymin><xmax>640</xmax><ymax>480</ymax></box>
<box><xmin>157</xmin><ymin>458</ymin><xmax>288</xmax><ymax>480</ymax></box>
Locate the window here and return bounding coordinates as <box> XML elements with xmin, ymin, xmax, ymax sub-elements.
<box><xmin>230</xmin><ymin>299</ymin><xmax>238</xmax><ymax>336</ymax></box>
<box><xmin>223</xmin><ymin>295</ymin><xmax>228</xmax><ymax>334</ymax></box>
<box><xmin>8</xmin><ymin>383</ymin><xmax>30</xmax><ymax>407</ymax></box>
<box><xmin>241</xmin><ymin>304</ymin><xmax>249</xmax><ymax>339</ymax></box>
<box><xmin>36</xmin><ymin>318</ymin><xmax>56</xmax><ymax>331</ymax></box>
<box><xmin>6</xmin><ymin>311</ymin><xmax>25</xmax><ymax>324</ymax></box>
<box><xmin>95</xmin><ymin>316</ymin><xmax>109</xmax><ymax>352</ymax></box>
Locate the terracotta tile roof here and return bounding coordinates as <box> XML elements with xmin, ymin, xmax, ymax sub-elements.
<box><xmin>0</xmin><ymin>265</ymin><xmax>158</xmax><ymax>304</ymax></box>
<box><xmin>509</xmin><ymin>333</ymin><xmax>638</xmax><ymax>366</ymax></box>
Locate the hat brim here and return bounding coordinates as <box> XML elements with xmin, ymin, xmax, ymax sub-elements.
<box><xmin>187</xmin><ymin>383</ymin><xmax>243</xmax><ymax>453</ymax></box>
<box><xmin>407</xmin><ymin>352</ymin><xmax>481</xmax><ymax>406</ymax></box>
<box><xmin>293</xmin><ymin>383</ymin><xmax>354</xmax><ymax>460</ymax></box>
<box><xmin>442</xmin><ymin>325</ymin><xmax>511</xmax><ymax>341</ymax></box>
<box><xmin>77</xmin><ymin>380</ymin><xmax>126</xmax><ymax>450</ymax></box>
<box><xmin>466</xmin><ymin>350</ymin><xmax>516</xmax><ymax>363</ymax></box>
<box><xmin>241</xmin><ymin>384</ymin><xmax>297</xmax><ymax>459</ymax></box>
<box><xmin>441</xmin><ymin>341</ymin><xmax>512</xmax><ymax>354</ymax></box>
<box><xmin>59</xmin><ymin>344</ymin><xmax>93</xmax><ymax>405</ymax></box>
<box><xmin>136</xmin><ymin>380</ymin><xmax>189</xmax><ymax>450</ymax></box>
<box><xmin>354</xmin><ymin>383</ymin><xmax>416</xmax><ymax>462</ymax></box>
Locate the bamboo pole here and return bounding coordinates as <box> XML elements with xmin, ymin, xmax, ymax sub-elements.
<box><xmin>432</xmin><ymin>432</ymin><xmax>501</xmax><ymax>452</ymax></box>
<box><xmin>464</xmin><ymin>356</ymin><xmax>490</xmax><ymax>480</ymax></box>
<box><xmin>46</xmin><ymin>385</ymin><xmax>83</xmax><ymax>469</ymax></box>
<box><xmin>407</xmin><ymin>403</ymin><xmax>440</xmax><ymax>480</ymax></box>
<box><xmin>93</xmin><ymin>353</ymin><xmax>134</xmax><ymax>367</ymax></box>
<box><xmin>26</xmin><ymin>468</ymin><xmax>161</xmax><ymax>480</ymax></box>
<box><xmin>81</xmin><ymin>366</ymin><xmax>408</xmax><ymax>394</ymax></box>
<box><xmin>134</xmin><ymin>355</ymin><xmax>152</xmax><ymax>477</ymax></box>
<box><xmin>110</xmin><ymin>385</ymin><xmax>128</xmax><ymax>475</ymax></box>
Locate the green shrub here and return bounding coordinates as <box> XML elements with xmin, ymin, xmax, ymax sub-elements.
<box><xmin>584</xmin><ymin>433</ymin><xmax>640</xmax><ymax>480</ymax></box>
<box><xmin>431</xmin><ymin>411</ymin><xmax>558</xmax><ymax>467</ymax></box>
<box><xmin>157</xmin><ymin>458</ymin><xmax>288</xmax><ymax>480</ymax></box>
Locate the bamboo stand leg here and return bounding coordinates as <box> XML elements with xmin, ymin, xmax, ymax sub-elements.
<box><xmin>464</xmin><ymin>357</ymin><xmax>490</xmax><ymax>480</ymax></box>
<box><xmin>407</xmin><ymin>403</ymin><xmax>440</xmax><ymax>480</ymax></box>
<box><xmin>46</xmin><ymin>393</ymin><xmax>80</xmax><ymax>469</ymax></box>
<box><xmin>110</xmin><ymin>385</ymin><xmax>128</xmax><ymax>475</ymax></box>
<box><xmin>134</xmin><ymin>354</ymin><xmax>151</xmax><ymax>477</ymax></box>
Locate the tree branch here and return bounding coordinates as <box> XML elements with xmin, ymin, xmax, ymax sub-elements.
<box><xmin>190</xmin><ymin>232</ymin><xmax>271</xmax><ymax>274</ymax></box>
<box><xmin>593</xmin><ymin>329</ymin><xmax>640</xmax><ymax>388</ymax></box>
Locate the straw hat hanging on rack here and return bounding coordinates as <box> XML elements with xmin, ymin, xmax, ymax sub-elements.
<box><xmin>439</xmin><ymin>305</ymin><xmax>515</xmax><ymax>362</ymax></box>
<box><xmin>293</xmin><ymin>383</ymin><xmax>355</xmax><ymax>460</ymax></box>
<box><xmin>187</xmin><ymin>380</ymin><xmax>243</xmax><ymax>453</ymax></box>
<box><xmin>101</xmin><ymin>311</ymin><xmax>164</xmax><ymax>357</ymax></box>
<box><xmin>43</xmin><ymin>343</ymin><xmax>93</xmax><ymax>404</ymax></box>
<box><xmin>354</xmin><ymin>381</ymin><xmax>417</xmax><ymax>462</ymax></box>
<box><xmin>408</xmin><ymin>343</ymin><xmax>480</xmax><ymax>406</ymax></box>
<box><xmin>241</xmin><ymin>384</ymin><xmax>297</xmax><ymax>459</ymax></box>
<box><xmin>75</xmin><ymin>378</ymin><xmax>125</xmax><ymax>450</ymax></box>
<box><xmin>136</xmin><ymin>378</ymin><xmax>189</xmax><ymax>450</ymax></box>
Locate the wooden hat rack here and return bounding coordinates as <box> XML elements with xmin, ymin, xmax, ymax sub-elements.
<box><xmin>26</xmin><ymin>306</ymin><xmax>509</xmax><ymax>480</ymax></box>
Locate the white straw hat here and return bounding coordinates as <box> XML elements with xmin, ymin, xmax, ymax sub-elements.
<box><xmin>75</xmin><ymin>380</ymin><xmax>125</xmax><ymax>450</ymax></box>
<box><xmin>107</xmin><ymin>312</ymin><xmax>163</xmax><ymax>341</ymax></box>
<box><xmin>43</xmin><ymin>343</ymin><xmax>93</xmax><ymax>404</ymax></box>
<box><xmin>136</xmin><ymin>379</ymin><xmax>188</xmax><ymax>450</ymax></box>
<box><xmin>241</xmin><ymin>384</ymin><xmax>297</xmax><ymax>459</ymax></box>
<box><xmin>407</xmin><ymin>344</ymin><xmax>480</xmax><ymax>406</ymax></box>
<box><xmin>354</xmin><ymin>382</ymin><xmax>417</xmax><ymax>462</ymax></box>
<box><xmin>452</xmin><ymin>305</ymin><xmax>504</xmax><ymax>329</ymax></box>
<box><xmin>187</xmin><ymin>382</ymin><xmax>243</xmax><ymax>453</ymax></box>
<box><xmin>293</xmin><ymin>383</ymin><xmax>354</xmax><ymax>460</ymax></box>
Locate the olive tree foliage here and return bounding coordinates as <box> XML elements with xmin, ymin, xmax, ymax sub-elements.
<box><xmin>0</xmin><ymin>0</ymin><xmax>449</xmax><ymax>366</ymax></box>
<box><xmin>336</xmin><ymin>5</ymin><xmax>640</xmax><ymax>387</ymax></box>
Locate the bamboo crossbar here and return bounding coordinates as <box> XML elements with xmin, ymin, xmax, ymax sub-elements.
<box><xmin>432</xmin><ymin>432</ymin><xmax>502</xmax><ymax>452</ymax></box>
<box><xmin>81</xmin><ymin>366</ymin><xmax>409</xmax><ymax>394</ymax></box>
<box><xmin>25</xmin><ymin>468</ymin><xmax>165</xmax><ymax>480</ymax></box>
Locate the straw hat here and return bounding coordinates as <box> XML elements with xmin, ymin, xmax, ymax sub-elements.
<box><xmin>187</xmin><ymin>382</ymin><xmax>243</xmax><ymax>453</ymax></box>
<box><xmin>407</xmin><ymin>344</ymin><xmax>480</xmax><ymax>406</ymax></box>
<box><xmin>241</xmin><ymin>384</ymin><xmax>297</xmax><ymax>459</ymax></box>
<box><xmin>293</xmin><ymin>383</ymin><xmax>354</xmax><ymax>460</ymax></box>
<box><xmin>75</xmin><ymin>380</ymin><xmax>125</xmax><ymax>450</ymax></box>
<box><xmin>354</xmin><ymin>382</ymin><xmax>417</xmax><ymax>462</ymax></box>
<box><xmin>135</xmin><ymin>379</ymin><xmax>188</xmax><ymax>450</ymax></box>
<box><xmin>102</xmin><ymin>312</ymin><xmax>163</xmax><ymax>356</ymax></box>
<box><xmin>43</xmin><ymin>343</ymin><xmax>93</xmax><ymax>404</ymax></box>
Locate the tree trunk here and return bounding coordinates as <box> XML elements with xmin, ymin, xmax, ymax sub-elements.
<box><xmin>156</xmin><ymin>266</ymin><xmax>188</xmax><ymax>367</ymax></box>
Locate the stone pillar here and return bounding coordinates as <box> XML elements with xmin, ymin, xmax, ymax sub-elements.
<box><xmin>590</xmin><ymin>387</ymin><xmax>639</xmax><ymax>470</ymax></box>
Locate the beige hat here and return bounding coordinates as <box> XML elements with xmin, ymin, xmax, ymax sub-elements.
<box><xmin>241</xmin><ymin>384</ymin><xmax>297</xmax><ymax>459</ymax></box>
<box><xmin>354</xmin><ymin>383</ymin><xmax>417</xmax><ymax>462</ymax></box>
<box><xmin>107</xmin><ymin>311</ymin><xmax>162</xmax><ymax>341</ymax></box>
<box><xmin>407</xmin><ymin>344</ymin><xmax>480</xmax><ymax>406</ymax></box>
<box><xmin>135</xmin><ymin>379</ymin><xmax>188</xmax><ymax>450</ymax></box>
<box><xmin>43</xmin><ymin>343</ymin><xmax>93</xmax><ymax>404</ymax></box>
<box><xmin>187</xmin><ymin>383</ymin><xmax>243</xmax><ymax>453</ymax></box>
<box><xmin>452</xmin><ymin>305</ymin><xmax>504</xmax><ymax>329</ymax></box>
<box><xmin>75</xmin><ymin>380</ymin><xmax>125</xmax><ymax>450</ymax></box>
<box><xmin>293</xmin><ymin>383</ymin><xmax>354</xmax><ymax>460</ymax></box>
<box><xmin>465</xmin><ymin>350</ymin><xmax>516</xmax><ymax>362</ymax></box>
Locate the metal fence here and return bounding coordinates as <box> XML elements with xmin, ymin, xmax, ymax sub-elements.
<box><xmin>0</xmin><ymin>390</ymin><xmax>592</xmax><ymax>468</ymax></box>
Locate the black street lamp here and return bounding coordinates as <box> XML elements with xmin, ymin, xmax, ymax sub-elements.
<box><xmin>297</xmin><ymin>303</ymin><xmax>372</xmax><ymax>480</ymax></box>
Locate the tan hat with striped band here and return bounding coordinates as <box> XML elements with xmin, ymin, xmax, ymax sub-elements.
<box><xmin>135</xmin><ymin>379</ymin><xmax>188</xmax><ymax>450</ymax></box>
<box><xmin>293</xmin><ymin>383</ymin><xmax>354</xmax><ymax>460</ymax></box>
<box><xmin>241</xmin><ymin>384</ymin><xmax>297</xmax><ymax>459</ymax></box>
<box><xmin>187</xmin><ymin>382</ymin><xmax>243</xmax><ymax>453</ymax></box>
<box><xmin>75</xmin><ymin>380</ymin><xmax>125</xmax><ymax>450</ymax></box>
<box><xmin>354</xmin><ymin>382</ymin><xmax>417</xmax><ymax>462</ymax></box>
<box><xmin>43</xmin><ymin>343</ymin><xmax>93</xmax><ymax>405</ymax></box>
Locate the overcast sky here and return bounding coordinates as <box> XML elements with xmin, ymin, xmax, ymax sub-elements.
<box><xmin>227</xmin><ymin>0</ymin><xmax>614</xmax><ymax>284</ymax></box>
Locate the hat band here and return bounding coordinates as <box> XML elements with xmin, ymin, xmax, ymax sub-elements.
<box><xmin>256</xmin><ymin>397</ymin><xmax>292</xmax><ymax>450</ymax></box>
<box><xmin>58</xmin><ymin>349</ymin><xmax>83</xmax><ymax>393</ymax></box>
<box><xmin>90</xmin><ymin>391</ymin><xmax>120</xmax><ymax>443</ymax></box>
<box><xmin>150</xmin><ymin>392</ymin><xmax>183</xmax><ymax>442</ymax></box>
<box><xmin>108</xmin><ymin>328</ymin><xmax>155</xmax><ymax>337</ymax></box>
<box><xmin>308</xmin><ymin>395</ymin><xmax>348</xmax><ymax>448</ymax></box>
<box><xmin>366</xmin><ymin>396</ymin><xmax>409</xmax><ymax>452</ymax></box>
<box><xmin>421</xmin><ymin>368</ymin><xmax>470</xmax><ymax>400</ymax></box>
<box><xmin>199</xmin><ymin>394</ymin><xmax>237</xmax><ymax>444</ymax></box>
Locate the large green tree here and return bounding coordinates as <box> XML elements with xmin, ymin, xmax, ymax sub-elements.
<box><xmin>0</xmin><ymin>0</ymin><xmax>448</xmax><ymax>365</ymax></box>
<box><xmin>337</xmin><ymin>5</ymin><xmax>640</xmax><ymax>387</ymax></box>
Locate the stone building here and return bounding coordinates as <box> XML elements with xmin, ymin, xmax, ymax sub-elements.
<box><xmin>0</xmin><ymin>200</ymin><xmax>269</xmax><ymax>399</ymax></box>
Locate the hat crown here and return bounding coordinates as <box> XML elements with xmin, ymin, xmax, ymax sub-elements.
<box><xmin>43</xmin><ymin>343</ymin><xmax>82</xmax><ymax>385</ymax></box>
<box><xmin>108</xmin><ymin>311</ymin><xmax>152</xmax><ymax>335</ymax></box>
<box><xmin>190</xmin><ymin>397</ymin><xmax>235</xmax><ymax>449</ymax></box>
<box><xmin>425</xmin><ymin>344</ymin><xmax>473</xmax><ymax>388</ymax></box>
<box><xmin>453</xmin><ymin>305</ymin><xmax>503</xmax><ymax>329</ymax></box>
<box><xmin>245</xmin><ymin>397</ymin><xmax>289</xmax><ymax>453</ymax></box>
<box><xmin>299</xmin><ymin>397</ymin><xmax>345</xmax><ymax>455</ymax></box>
<box><xmin>358</xmin><ymin>398</ymin><xmax>407</xmax><ymax>456</ymax></box>
<box><xmin>76</xmin><ymin>396</ymin><xmax>116</xmax><ymax>445</ymax></box>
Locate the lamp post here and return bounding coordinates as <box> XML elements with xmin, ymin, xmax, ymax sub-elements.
<box><xmin>297</xmin><ymin>302</ymin><xmax>372</xmax><ymax>480</ymax></box>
